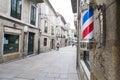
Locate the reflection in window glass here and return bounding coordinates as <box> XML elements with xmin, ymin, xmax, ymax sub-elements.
<box><xmin>51</xmin><ymin>26</ymin><xmax>54</xmax><ymax>35</ymax></box>
<box><xmin>83</xmin><ymin>51</ymin><xmax>90</xmax><ymax>70</ymax></box>
<box><xmin>11</xmin><ymin>0</ymin><xmax>22</xmax><ymax>19</ymax></box>
<box><xmin>44</xmin><ymin>21</ymin><xmax>48</xmax><ymax>33</ymax></box>
<box><xmin>30</xmin><ymin>5</ymin><xmax>36</xmax><ymax>25</ymax></box>
<box><xmin>4</xmin><ymin>34</ymin><xmax>19</xmax><ymax>54</ymax></box>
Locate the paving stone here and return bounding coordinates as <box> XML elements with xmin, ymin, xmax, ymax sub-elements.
<box><xmin>59</xmin><ymin>73</ymin><xmax>68</xmax><ymax>79</ymax></box>
<box><xmin>0</xmin><ymin>46</ymin><xmax>78</xmax><ymax>80</ymax></box>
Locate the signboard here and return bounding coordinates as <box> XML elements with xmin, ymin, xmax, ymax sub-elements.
<box><xmin>4</xmin><ymin>27</ymin><xmax>21</xmax><ymax>34</ymax></box>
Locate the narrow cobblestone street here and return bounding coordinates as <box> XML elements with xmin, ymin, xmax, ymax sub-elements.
<box><xmin>0</xmin><ymin>46</ymin><xmax>78</xmax><ymax>80</ymax></box>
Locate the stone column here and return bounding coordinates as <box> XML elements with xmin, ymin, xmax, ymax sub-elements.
<box><xmin>0</xmin><ymin>20</ymin><xmax>4</xmax><ymax>63</ymax></box>
<box><xmin>23</xmin><ymin>32</ymin><xmax>29</xmax><ymax>56</ymax></box>
<box><xmin>113</xmin><ymin>1</ymin><xmax>120</xmax><ymax>80</ymax></box>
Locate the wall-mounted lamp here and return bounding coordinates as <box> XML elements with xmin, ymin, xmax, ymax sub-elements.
<box><xmin>24</xmin><ymin>26</ymin><xmax>28</xmax><ymax>32</ymax></box>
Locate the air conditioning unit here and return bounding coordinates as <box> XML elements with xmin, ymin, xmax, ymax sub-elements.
<box><xmin>80</xmin><ymin>39</ymin><xmax>96</xmax><ymax>51</ymax></box>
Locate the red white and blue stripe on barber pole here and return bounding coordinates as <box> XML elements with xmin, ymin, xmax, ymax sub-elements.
<box><xmin>81</xmin><ymin>8</ymin><xmax>94</xmax><ymax>40</ymax></box>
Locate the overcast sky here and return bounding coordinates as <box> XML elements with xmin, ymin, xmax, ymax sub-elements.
<box><xmin>49</xmin><ymin>0</ymin><xmax>75</xmax><ymax>29</ymax></box>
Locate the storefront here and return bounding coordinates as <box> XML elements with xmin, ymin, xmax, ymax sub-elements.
<box><xmin>0</xmin><ymin>19</ymin><xmax>39</xmax><ymax>63</ymax></box>
<box><xmin>28</xmin><ymin>32</ymin><xmax>35</xmax><ymax>55</ymax></box>
<box><xmin>2</xmin><ymin>24</ymin><xmax>23</xmax><ymax>62</ymax></box>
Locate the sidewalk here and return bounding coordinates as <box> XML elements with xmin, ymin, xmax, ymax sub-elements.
<box><xmin>0</xmin><ymin>46</ymin><xmax>78</xmax><ymax>80</ymax></box>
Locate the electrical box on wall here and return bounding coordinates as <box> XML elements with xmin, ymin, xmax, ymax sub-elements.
<box><xmin>80</xmin><ymin>40</ymin><xmax>96</xmax><ymax>51</ymax></box>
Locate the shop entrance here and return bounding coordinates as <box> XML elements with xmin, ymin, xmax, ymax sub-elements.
<box><xmin>51</xmin><ymin>39</ymin><xmax>55</xmax><ymax>49</ymax></box>
<box><xmin>28</xmin><ymin>32</ymin><xmax>34</xmax><ymax>55</ymax></box>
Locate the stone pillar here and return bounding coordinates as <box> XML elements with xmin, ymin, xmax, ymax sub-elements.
<box><xmin>113</xmin><ymin>1</ymin><xmax>120</xmax><ymax>80</ymax></box>
<box><xmin>20</xmin><ymin>29</ymin><xmax>24</xmax><ymax>58</ymax></box>
<box><xmin>0</xmin><ymin>20</ymin><xmax>4</xmax><ymax>63</ymax></box>
<box><xmin>23</xmin><ymin>32</ymin><xmax>29</xmax><ymax>56</ymax></box>
<box><xmin>34</xmin><ymin>30</ymin><xmax>39</xmax><ymax>54</ymax></box>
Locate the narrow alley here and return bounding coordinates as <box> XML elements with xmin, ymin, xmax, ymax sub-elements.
<box><xmin>0</xmin><ymin>46</ymin><xmax>78</xmax><ymax>80</ymax></box>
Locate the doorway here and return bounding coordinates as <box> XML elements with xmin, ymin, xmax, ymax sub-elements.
<box><xmin>51</xmin><ymin>39</ymin><xmax>54</xmax><ymax>49</ymax></box>
<box><xmin>28</xmin><ymin>32</ymin><xmax>35</xmax><ymax>55</ymax></box>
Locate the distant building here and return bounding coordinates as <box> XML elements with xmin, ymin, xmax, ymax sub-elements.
<box><xmin>64</xmin><ymin>23</ymin><xmax>71</xmax><ymax>46</ymax></box>
<box><xmin>71</xmin><ymin>29</ymin><xmax>77</xmax><ymax>43</ymax></box>
<box><xmin>56</xmin><ymin>13</ymin><xmax>68</xmax><ymax>47</ymax></box>
<box><xmin>38</xmin><ymin>0</ymin><xmax>57</xmax><ymax>52</ymax></box>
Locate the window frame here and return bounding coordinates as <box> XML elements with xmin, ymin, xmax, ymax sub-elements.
<box><xmin>30</xmin><ymin>3</ymin><xmax>36</xmax><ymax>25</ymax></box>
<box><xmin>10</xmin><ymin>0</ymin><xmax>22</xmax><ymax>20</ymax></box>
<box><xmin>51</xmin><ymin>26</ymin><xmax>54</xmax><ymax>35</ymax></box>
<box><xmin>44</xmin><ymin>21</ymin><xmax>48</xmax><ymax>33</ymax></box>
<box><xmin>3</xmin><ymin>34</ymin><xmax>19</xmax><ymax>54</ymax></box>
<box><xmin>43</xmin><ymin>38</ymin><xmax>47</xmax><ymax>46</ymax></box>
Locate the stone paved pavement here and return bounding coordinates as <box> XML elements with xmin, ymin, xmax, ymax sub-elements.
<box><xmin>0</xmin><ymin>46</ymin><xmax>78</xmax><ymax>80</ymax></box>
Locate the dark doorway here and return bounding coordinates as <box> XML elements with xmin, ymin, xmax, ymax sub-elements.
<box><xmin>51</xmin><ymin>39</ymin><xmax>54</xmax><ymax>49</ymax></box>
<box><xmin>28</xmin><ymin>32</ymin><xmax>35</xmax><ymax>55</ymax></box>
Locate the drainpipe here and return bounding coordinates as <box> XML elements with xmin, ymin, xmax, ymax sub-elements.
<box><xmin>77</xmin><ymin>0</ymin><xmax>81</xmax><ymax>67</ymax></box>
<box><xmin>38</xmin><ymin>4</ymin><xmax>41</xmax><ymax>54</ymax></box>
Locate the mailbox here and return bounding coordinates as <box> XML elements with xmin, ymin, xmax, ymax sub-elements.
<box><xmin>80</xmin><ymin>40</ymin><xmax>96</xmax><ymax>51</ymax></box>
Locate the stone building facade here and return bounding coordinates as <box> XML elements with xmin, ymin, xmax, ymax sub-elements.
<box><xmin>71</xmin><ymin>0</ymin><xmax>120</xmax><ymax>80</ymax></box>
<box><xmin>38</xmin><ymin>0</ymin><xmax>57</xmax><ymax>53</ymax></box>
<box><xmin>91</xmin><ymin>0</ymin><xmax>120</xmax><ymax>80</ymax></box>
<box><xmin>0</xmin><ymin>0</ymin><xmax>43</xmax><ymax>63</ymax></box>
<box><xmin>56</xmin><ymin>13</ymin><xmax>68</xmax><ymax>47</ymax></box>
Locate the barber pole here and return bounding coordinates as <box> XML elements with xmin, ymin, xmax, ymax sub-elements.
<box><xmin>80</xmin><ymin>0</ymin><xmax>96</xmax><ymax>51</ymax></box>
<box><xmin>81</xmin><ymin>8</ymin><xmax>94</xmax><ymax>40</ymax></box>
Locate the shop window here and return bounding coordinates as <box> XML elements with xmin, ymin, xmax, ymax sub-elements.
<box><xmin>30</xmin><ymin>4</ymin><xmax>36</xmax><ymax>25</ymax></box>
<box><xmin>11</xmin><ymin>0</ymin><xmax>22</xmax><ymax>20</ymax></box>
<box><xmin>44</xmin><ymin>38</ymin><xmax>47</xmax><ymax>46</ymax></box>
<box><xmin>4</xmin><ymin>34</ymin><xmax>19</xmax><ymax>54</ymax></box>
<box><xmin>83</xmin><ymin>51</ymin><xmax>90</xmax><ymax>70</ymax></box>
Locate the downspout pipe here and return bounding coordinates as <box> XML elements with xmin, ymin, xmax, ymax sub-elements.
<box><xmin>76</xmin><ymin>0</ymin><xmax>81</xmax><ymax>67</ymax></box>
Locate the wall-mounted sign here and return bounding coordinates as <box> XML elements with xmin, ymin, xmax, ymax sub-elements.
<box><xmin>4</xmin><ymin>27</ymin><xmax>21</xmax><ymax>34</ymax></box>
<box><xmin>24</xmin><ymin>26</ymin><xmax>28</xmax><ymax>32</ymax></box>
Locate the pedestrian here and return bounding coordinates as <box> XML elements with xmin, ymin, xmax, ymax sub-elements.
<box><xmin>72</xmin><ymin>43</ymin><xmax>74</xmax><ymax>47</ymax></box>
<box><xmin>56</xmin><ymin>43</ymin><xmax>60</xmax><ymax>51</ymax></box>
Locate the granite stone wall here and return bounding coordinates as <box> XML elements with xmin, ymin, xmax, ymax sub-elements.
<box><xmin>90</xmin><ymin>0</ymin><xmax>120</xmax><ymax>80</ymax></box>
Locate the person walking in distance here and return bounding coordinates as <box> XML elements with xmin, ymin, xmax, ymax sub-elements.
<box><xmin>56</xmin><ymin>43</ymin><xmax>60</xmax><ymax>51</ymax></box>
